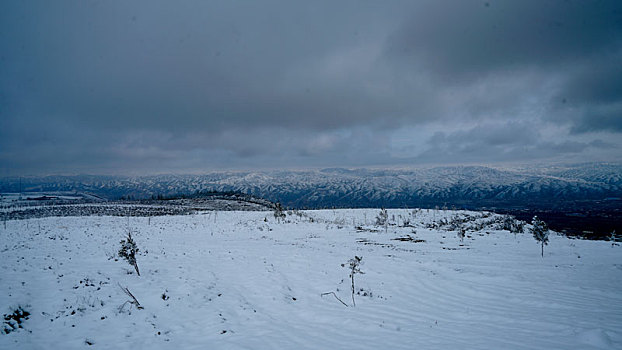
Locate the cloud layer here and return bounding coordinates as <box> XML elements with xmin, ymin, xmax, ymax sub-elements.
<box><xmin>1</xmin><ymin>0</ymin><xmax>621</xmax><ymax>175</ymax></box>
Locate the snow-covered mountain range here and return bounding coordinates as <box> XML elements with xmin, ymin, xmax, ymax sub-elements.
<box><xmin>2</xmin><ymin>163</ymin><xmax>620</xmax><ymax>210</ymax></box>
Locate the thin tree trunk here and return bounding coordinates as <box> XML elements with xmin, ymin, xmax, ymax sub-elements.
<box><xmin>351</xmin><ymin>273</ymin><xmax>356</xmax><ymax>307</ymax></box>
<box><xmin>541</xmin><ymin>242</ymin><xmax>544</xmax><ymax>257</ymax></box>
<box><xmin>134</xmin><ymin>262</ymin><xmax>140</xmax><ymax>276</ymax></box>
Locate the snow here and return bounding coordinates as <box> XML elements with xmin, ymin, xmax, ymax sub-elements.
<box><xmin>1</xmin><ymin>209</ymin><xmax>621</xmax><ymax>349</ymax></box>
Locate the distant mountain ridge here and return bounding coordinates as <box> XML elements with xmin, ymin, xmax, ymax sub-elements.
<box><xmin>1</xmin><ymin>163</ymin><xmax>621</xmax><ymax>210</ymax></box>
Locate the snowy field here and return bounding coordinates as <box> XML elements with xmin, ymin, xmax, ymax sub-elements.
<box><xmin>1</xmin><ymin>209</ymin><xmax>621</xmax><ymax>349</ymax></box>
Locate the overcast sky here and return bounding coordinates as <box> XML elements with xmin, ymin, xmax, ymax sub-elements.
<box><xmin>1</xmin><ymin>0</ymin><xmax>621</xmax><ymax>175</ymax></box>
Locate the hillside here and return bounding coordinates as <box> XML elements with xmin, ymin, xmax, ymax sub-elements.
<box><xmin>2</xmin><ymin>208</ymin><xmax>620</xmax><ymax>349</ymax></box>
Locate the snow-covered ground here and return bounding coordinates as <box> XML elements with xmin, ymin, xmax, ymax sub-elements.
<box><xmin>1</xmin><ymin>209</ymin><xmax>621</xmax><ymax>349</ymax></box>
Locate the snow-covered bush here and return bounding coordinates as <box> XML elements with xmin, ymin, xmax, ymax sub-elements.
<box><xmin>502</xmin><ymin>215</ymin><xmax>525</xmax><ymax>234</ymax></box>
<box><xmin>530</xmin><ymin>216</ymin><xmax>549</xmax><ymax>257</ymax></box>
<box><xmin>3</xmin><ymin>306</ymin><xmax>30</xmax><ymax>334</ymax></box>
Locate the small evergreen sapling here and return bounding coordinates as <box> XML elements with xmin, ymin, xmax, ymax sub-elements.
<box><xmin>273</xmin><ymin>202</ymin><xmax>286</xmax><ymax>223</ymax></box>
<box><xmin>611</xmin><ymin>230</ymin><xmax>620</xmax><ymax>247</ymax></box>
<box><xmin>502</xmin><ymin>215</ymin><xmax>525</xmax><ymax>236</ymax></box>
<box><xmin>457</xmin><ymin>228</ymin><xmax>466</xmax><ymax>243</ymax></box>
<box><xmin>376</xmin><ymin>208</ymin><xmax>388</xmax><ymax>232</ymax></box>
<box><xmin>530</xmin><ymin>216</ymin><xmax>549</xmax><ymax>257</ymax></box>
<box><xmin>119</xmin><ymin>230</ymin><xmax>140</xmax><ymax>276</ymax></box>
<box><xmin>342</xmin><ymin>256</ymin><xmax>364</xmax><ymax>307</ymax></box>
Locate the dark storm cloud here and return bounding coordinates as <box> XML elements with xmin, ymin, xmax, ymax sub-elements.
<box><xmin>414</xmin><ymin>122</ymin><xmax>612</xmax><ymax>164</ymax></box>
<box><xmin>385</xmin><ymin>0</ymin><xmax>622</xmax><ymax>80</ymax></box>
<box><xmin>383</xmin><ymin>0</ymin><xmax>622</xmax><ymax>134</ymax></box>
<box><xmin>1</xmin><ymin>0</ymin><xmax>621</xmax><ymax>175</ymax></box>
<box><xmin>1</xmin><ymin>0</ymin><xmax>416</xmax><ymax>133</ymax></box>
<box><xmin>551</xmin><ymin>54</ymin><xmax>622</xmax><ymax>133</ymax></box>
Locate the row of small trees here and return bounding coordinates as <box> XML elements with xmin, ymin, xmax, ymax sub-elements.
<box><xmin>372</xmin><ymin>208</ymin><xmax>554</xmax><ymax>258</ymax></box>
<box><xmin>113</xmin><ymin>208</ymin><xmax>611</xmax><ymax>312</ymax></box>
